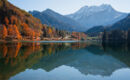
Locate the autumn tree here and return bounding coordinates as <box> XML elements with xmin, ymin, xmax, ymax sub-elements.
<box><xmin>4</xmin><ymin>17</ymin><xmax>9</xmax><ymax>26</ymax></box>
<box><xmin>31</xmin><ymin>31</ymin><xmax>35</xmax><ymax>40</ymax></box>
<box><xmin>13</xmin><ymin>25</ymin><xmax>22</xmax><ymax>39</ymax></box>
<box><xmin>52</xmin><ymin>27</ymin><xmax>57</xmax><ymax>37</ymax></box>
<box><xmin>10</xmin><ymin>15</ymin><xmax>18</xmax><ymax>24</ymax></box>
<box><xmin>71</xmin><ymin>32</ymin><xmax>81</xmax><ymax>40</ymax></box>
<box><xmin>8</xmin><ymin>25</ymin><xmax>22</xmax><ymax>40</ymax></box>
<box><xmin>2</xmin><ymin>25</ymin><xmax>7</xmax><ymax>39</ymax></box>
<box><xmin>0</xmin><ymin>25</ymin><xmax>7</xmax><ymax>39</ymax></box>
<box><xmin>48</xmin><ymin>27</ymin><xmax>53</xmax><ymax>37</ymax></box>
<box><xmin>8</xmin><ymin>25</ymin><xmax>14</xmax><ymax>36</ymax></box>
<box><xmin>22</xmin><ymin>23</ymin><xmax>37</xmax><ymax>39</ymax></box>
<box><xmin>22</xmin><ymin>23</ymin><xmax>32</xmax><ymax>36</ymax></box>
<box><xmin>35</xmin><ymin>32</ymin><xmax>40</xmax><ymax>39</ymax></box>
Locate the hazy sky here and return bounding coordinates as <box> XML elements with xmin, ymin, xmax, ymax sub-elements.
<box><xmin>8</xmin><ymin>0</ymin><xmax>130</xmax><ymax>15</ymax></box>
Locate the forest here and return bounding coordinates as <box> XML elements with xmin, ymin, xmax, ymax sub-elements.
<box><xmin>102</xmin><ymin>29</ymin><xmax>130</xmax><ymax>45</ymax></box>
<box><xmin>0</xmin><ymin>0</ymin><xmax>87</xmax><ymax>41</ymax></box>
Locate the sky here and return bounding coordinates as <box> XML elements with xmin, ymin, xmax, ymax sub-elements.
<box><xmin>8</xmin><ymin>0</ymin><xmax>130</xmax><ymax>15</ymax></box>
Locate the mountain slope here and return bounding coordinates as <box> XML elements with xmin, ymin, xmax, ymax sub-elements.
<box><xmin>108</xmin><ymin>14</ymin><xmax>130</xmax><ymax>31</ymax></box>
<box><xmin>67</xmin><ymin>4</ymin><xmax>128</xmax><ymax>29</ymax></box>
<box><xmin>29</xmin><ymin>9</ymin><xmax>84</xmax><ymax>32</ymax></box>
<box><xmin>86</xmin><ymin>26</ymin><xmax>105</xmax><ymax>36</ymax></box>
<box><xmin>0</xmin><ymin>0</ymin><xmax>42</xmax><ymax>40</ymax></box>
<box><xmin>86</xmin><ymin>14</ymin><xmax>130</xmax><ymax>36</ymax></box>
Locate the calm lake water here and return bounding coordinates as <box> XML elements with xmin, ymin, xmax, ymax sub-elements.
<box><xmin>0</xmin><ymin>41</ymin><xmax>130</xmax><ymax>80</ymax></box>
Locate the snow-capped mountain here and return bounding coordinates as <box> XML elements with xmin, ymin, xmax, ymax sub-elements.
<box><xmin>66</xmin><ymin>4</ymin><xmax>128</xmax><ymax>29</ymax></box>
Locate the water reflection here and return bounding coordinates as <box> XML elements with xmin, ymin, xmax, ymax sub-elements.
<box><xmin>10</xmin><ymin>66</ymin><xmax>130</xmax><ymax>80</ymax></box>
<box><xmin>0</xmin><ymin>42</ymin><xmax>129</xmax><ymax>80</ymax></box>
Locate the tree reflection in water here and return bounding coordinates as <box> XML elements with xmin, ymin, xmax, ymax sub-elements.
<box><xmin>0</xmin><ymin>42</ymin><xmax>130</xmax><ymax>80</ymax></box>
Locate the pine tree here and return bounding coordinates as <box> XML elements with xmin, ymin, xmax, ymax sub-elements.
<box><xmin>127</xmin><ymin>30</ymin><xmax>130</xmax><ymax>44</ymax></box>
<box><xmin>102</xmin><ymin>29</ymin><xmax>107</xmax><ymax>43</ymax></box>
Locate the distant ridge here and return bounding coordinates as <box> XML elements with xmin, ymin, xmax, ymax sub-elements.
<box><xmin>86</xmin><ymin>14</ymin><xmax>130</xmax><ymax>36</ymax></box>
<box><xmin>29</xmin><ymin>9</ymin><xmax>85</xmax><ymax>32</ymax></box>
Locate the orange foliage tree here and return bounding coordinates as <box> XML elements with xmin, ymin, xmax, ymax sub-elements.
<box><xmin>0</xmin><ymin>25</ymin><xmax>8</xmax><ymax>39</ymax></box>
<box><xmin>72</xmin><ymin>32</ymin><xmax>81</xmax><ymax>40</ymax></box>
<box><xmin>22</xmin><ymin>23</ymin><xmax>41</xmax><ymax>39</ymax></box>
<box><xmin>8</xmin><ymin>25</ymin><xmax>14</xmax><ymax>36</ymax></box>
<box><xmin>13</xmin><ymin>25</ymin><xmax>22</xmax><ymax>39</ymax></box>
<box><xmin>8</xmin><ymin>25</ymin><xmax>22</xmax><ymax>40</ymax></box>
<box><xmin>31</xmin><ymin>31</ymin><xmax>35</xmax><ymax>40</ymax></box>
<box><xmin>35</xmin><ymin>32</ymin><xmax>40</xmax><ymax>38</ymax></box>
<box><xmin>10</xmin><ymin>15</ymin><xmax>18</xmax><ymax>24</ymax></box>
<box><xmin>22</xmin><ymin>23</ymin><xmax>32</xmax><ymax>36</ymax></box>
<box><xmin>4</xmin><ymin>17</ymin><xmax>9</xmax><ymax>26</ymax></box>
<box><xmin>2</xmin><ymin>25</ymin><xmax>8</xmax><ymax>39</ymax></box>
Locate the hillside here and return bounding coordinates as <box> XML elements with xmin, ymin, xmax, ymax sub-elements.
<box><xmin>0</xmin><ymin>0</ymin><xmax>42</xmax><ymax>40</ymax></box>
<box><xmin>108</xmin><ymin>14</ymin><xmax>130</xmax><ymax>31</ymax></box>
<box><xmin>67</xmin><ymin>4</ymin><xmax>127</xmax><ymax>29</ymax></box>
<box><xmin>0</xmin><ymin>0</ymin><xmax>87</xmax><ymax>41</ymax></box>
<box><xmin>86</xmin><ymin>14</ymin><xmax>130</xmax><ymax>36</ymax></box>
<box><xmin>29</xmin><ymin>9</ymin><xmax>84</xmax><ymax>32</ymax></box>
<box><xmin>86</xmin><ymin>26</ymin><xmax>105</xmax><ymax>36</ymax></box>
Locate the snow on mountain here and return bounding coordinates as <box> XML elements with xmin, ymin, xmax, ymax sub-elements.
<box><xmin>66</xmin><ymin>4</ymin><xmax>128</xmax><ymax>29</ymax></box>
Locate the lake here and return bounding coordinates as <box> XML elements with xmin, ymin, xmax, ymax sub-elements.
<box><xmin>0</xmin><ymin>41</ymin><xmax>130</xmax><ymax>80</ymax></box>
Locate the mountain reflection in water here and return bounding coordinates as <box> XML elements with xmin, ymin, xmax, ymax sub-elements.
<box><xmin>0</xmin><ymin>42</ymin><xmax>129</xmax><ymax>80</ymax></box>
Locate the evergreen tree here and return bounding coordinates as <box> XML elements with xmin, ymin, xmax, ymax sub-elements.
<box><xmin>102</xmin><ymin>29</ymin><xmax>107</xmax><ymax>43</ymax></box>
<box><xmin>127</xmin><ymin>30</ymin><xmax>130</xmax><ymax>44</ymax></box>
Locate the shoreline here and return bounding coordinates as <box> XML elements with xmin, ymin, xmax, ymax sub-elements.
<box><xmin>0</xmin><ymin>39</ymin><xmax>102</xmax><ymax>43</ymax></box>
<box><xmin>0</xmin><ymin>39</ymin><xmax>81</xmax><ymax>43</ymax></box>
<box><xmin>0</xmin><ymin>37</ymin><xmax>85</xmax><ymax>43</ymax></box>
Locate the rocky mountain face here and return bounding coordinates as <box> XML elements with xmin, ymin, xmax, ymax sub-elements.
<box><xmin>67</xmin><ymin>4</ymin><xmax>128</xmax><ymax>29</ymax></box>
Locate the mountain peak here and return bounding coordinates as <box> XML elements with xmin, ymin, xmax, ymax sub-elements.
<box><xmin>67</xmin><ymin>4</ymin><xmax>127</xmax><ymax>29</ymax></box>
<box><xmin>79</xmin><ymin>4</ymin><xmax>113</xmax><ymax>13</ymax></box>
<box><xmin>44</xmin><ymin>8</ymin><xmax>54</xmax><ymax>13</ymax></box>
<box><xmin>100</xmin><ymin>4</ymin><xmax>112</xmax><ymax>7</ymax></box>
<box><xmin>80</xmin><ymin>6</ymin><xmax>89</xmax><ymax>10</ymax></box>
<box><xmin>100</xmin><ymin>4</ymin><xmax>113</xmax><ymax>10</ymax></box>
<box><xmin>42</xmin><ymin>8</ymin><xmax>58</xmax><ymax>15</ymax></box>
